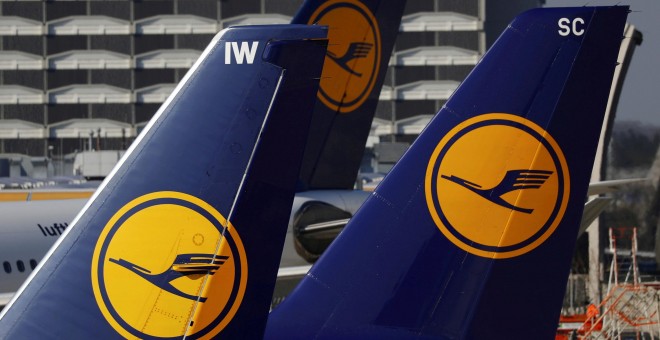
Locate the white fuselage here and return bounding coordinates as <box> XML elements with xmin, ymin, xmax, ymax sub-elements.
<box><xmin>0</xmin><ymin>190</ymin><xmax>371</xmax><ymax>304</ymax></box>
<box><xmin>0</xmin><ymin>199</ymin><xmax>86</xmax><ymax>304</ymax></box>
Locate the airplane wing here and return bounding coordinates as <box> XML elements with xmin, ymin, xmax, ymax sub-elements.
<box><xmin>587</xmin><ymin>178</ymin><xmax>648</xmax><ymax>195</ymax></box>
<box><xmin>579</xmin><ymin>197</ymin><xmax>613</xmax><ymax>237</ymax></box>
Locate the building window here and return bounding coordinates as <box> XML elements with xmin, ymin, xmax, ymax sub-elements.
<box><xmin>30</xmin><ymin>259</ymin><xmax>38</xmax><ymax>270</ymax></box>
<box><xmin>17</xmin><ymin>260</ymin><xmax>25</xmax><ymax>273</ymax></box>
<box><xmin>3</xmin><ymin>261</ymin><xmax>11</xmax><ymax>273</ymax></box>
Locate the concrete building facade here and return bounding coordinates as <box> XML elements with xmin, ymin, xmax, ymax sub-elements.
<box><xmin>0</xmin><ymin>0</ymin><xmax>543</xmax><ymax>175</ymax></box>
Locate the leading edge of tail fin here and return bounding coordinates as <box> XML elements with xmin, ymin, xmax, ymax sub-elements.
<box><xmin>0</xmin><ymin>25</ymin><xmax>328</xmax><ymax>339</ymax></box>
<box><xmin>267</xmin><ymin>7</ymin><xmax>628</xmax><ymax>339</ymax></box>
<box><xmin>292</xmin><ymin>0</ymin><xmax>407</xmax><ymax>190</ymax></box>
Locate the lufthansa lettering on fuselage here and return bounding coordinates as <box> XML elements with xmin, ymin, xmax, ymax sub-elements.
<box><xmin>37</xmin><ymin>222</ymin><xmax>69</xmax><ymax>237</ymax></box>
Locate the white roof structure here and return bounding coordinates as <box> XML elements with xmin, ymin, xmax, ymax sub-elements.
<box><xmin>366</xmin><ymin>118</ymin><xmax>393</xmax><ymax>147</ymax></box>
<box><xmin>395</xmin><ymin>80</ymin><xmax>459</xmax><ymax>100</ymax></box>
<box><xmin>135</xmin><ymin>15</ymin><xmax>218</xmax><ymax>34</ymax></box>
<box><xmin>49</xmin><ymin>118</ymin><xmax>133</xmax><ymax>138</ymax></box>
<box><xmin>46</xmin><ymin>16</ymin><xmax>131</xmax><ymax>35</ymax></box>
<box><xmin>47</xmin><ymin>50</ymin><xmax>131</xmax><ymax>69</ymax></box>
<box><xmin>0</xmin><ymin>16</ymin><xmax>43</xmax><ymax>35</ymax></box>
<box><xmin>0</xmin><ymin>85</ymin><xmax>44</xmax><ymax>104</ymax></box>
<box><xmin>391</xmin><ymin>46</ymin><xmax>480</xmax><ymax>66</ymax></box>
<box><xmin>48</xmin><ymin>84</ymin><xmax>131</xmax><ymax>104</ymax></box>
<box><xmin>221</xmin><ymin>14</ymin><xmax>291</xmax><ymax>28</ymax></box>
<box><xmin>395</xmin><ymin>115</ymin><xmax>433</xmax><ymax>135</ymax></box>
<box><xmin>0</xmin><ymin>120</ymin><xmax>46</xmax><ymax>139</ymax></box>
<box><xmin>371</xmin><ymin>118</ymin><xmax>394</xmax><ymax>136</ymax></box>
<box><xmin>135</xmin><ymin>84</ymin><xmax>176</xmax><ymax>103</ymax></box>
<box><xmin>0</xmin><ymin>51</ymin><xmax>43</xmax><ymax>70</ymax></box>
<box><xmin>379</xmin><ymin>85</ymin><xmax>394</xmax><ymax>101</ymax></box>
<box><xmin>135</xmin><ymin>49</ymin><xmax>202</xmax><ymax>69</ymax></box>
<box><xmin>400</xmin><ymin>12</ymin><xmax>482</xmax><ymax>32</ymax></box>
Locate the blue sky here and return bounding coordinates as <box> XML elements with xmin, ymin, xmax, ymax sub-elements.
<box><xmin>545</xmin><ymin>0</ymin><xmax>660</xmax><ymax>125</ymax></box>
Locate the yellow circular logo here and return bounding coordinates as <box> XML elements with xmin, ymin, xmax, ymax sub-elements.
<box><xmin>91</xmin><ymin>191</ymin><xmax>247</xmax><ymax>339</ymax></box>
<box><xmin>308</xmin><ymin>0</ymin><xmax>381</xmax><ymax>113</ymax></box>
<box><xmin>425</xmin><ymin>114</ymin><xmax>570</xmax><ymax>258</ymax></box>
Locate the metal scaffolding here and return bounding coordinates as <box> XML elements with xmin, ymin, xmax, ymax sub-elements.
<box><xmin>579</xmin><ymin>228</ymin><xmax>660</xmax><ymax>340</ymax></box>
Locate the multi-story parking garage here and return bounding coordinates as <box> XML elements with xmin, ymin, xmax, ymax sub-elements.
<box><xmin>0</xmin><ymin>0</ymin><xmax>542</xmax><ymax>176</ymax></box>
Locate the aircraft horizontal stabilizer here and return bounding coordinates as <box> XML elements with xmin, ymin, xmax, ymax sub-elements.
<box><xmin>587</xmin><ymin>178</ymin><xmax>649</xmax><ymax>195</ymax></box>
<box><xmin>579</xmin><ymin>197</ymin><xmax>613</xmax><ymax>237</ymax></box>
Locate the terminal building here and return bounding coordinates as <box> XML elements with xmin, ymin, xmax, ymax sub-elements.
<box><xmin>0</xmin><ymin>0</ymin><xmax>543</xmax><ymax>177</ymax></box>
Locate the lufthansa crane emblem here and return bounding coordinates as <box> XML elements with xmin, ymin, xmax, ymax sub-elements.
<box><xmin>425</xmin><ymin>114</ymin><xmax>570</xmax><ymax>259</ymax></box>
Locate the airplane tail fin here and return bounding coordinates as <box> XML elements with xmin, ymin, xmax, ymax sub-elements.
<box><xmin>292</xmin><ymin>0</ymin><xmax>407</xmax><ymax>190</ymax></box>
<box><xmin>0</xmin><ymin>25</ymin><xmax>328</xmax><ymax>339</ymax></box>
<box><xmin>267</xmin><ymin>7</ymin><xmax>628</xmax><ymax>338</ymax></box>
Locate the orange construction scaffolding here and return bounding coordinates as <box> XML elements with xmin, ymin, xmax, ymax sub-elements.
<box><xmin>575</xmin><ymin>228</ymin><xmax>660</xmax><ymax>340</ymax></box>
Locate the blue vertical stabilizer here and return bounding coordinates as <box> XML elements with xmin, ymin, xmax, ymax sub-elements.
<box><xmin>0</xmin><ymin>25</ymin><xmax>328</xmax><ymax>339</ymax></box>
<box><xmin>267</xmin><ymin>7</ymin><xmax>628</xmax><ymax>339</ymax></box>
